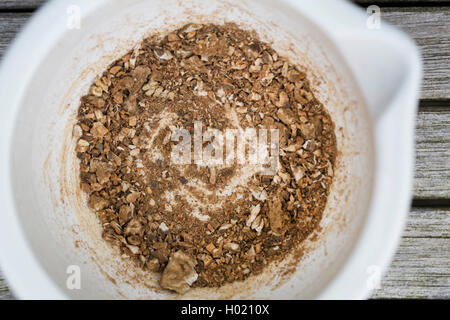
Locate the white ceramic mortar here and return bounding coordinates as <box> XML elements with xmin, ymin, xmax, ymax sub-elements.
<box><xmin>0</xmin><ymin>0</ymin><xmax>421</xmax><ymax>299</ymax></box>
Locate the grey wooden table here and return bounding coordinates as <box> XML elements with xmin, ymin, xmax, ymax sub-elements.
<box><xmin>0</xmin><ymin>0</ymin><xmax>449</xmax><ymax>299</ymax></box>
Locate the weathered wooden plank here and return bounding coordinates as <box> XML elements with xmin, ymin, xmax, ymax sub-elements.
<box><xmin>380</xmin><ymin>7</ymin><xmax>450</xmax><ymax>100</ymax></box>
<box><xmin>415</xmin><ymin>106</ymin><xmax>450</xmax><ymax>199</ymax></box>
<box><xmin>0</xmin><ymin>271</ymin><xmax>13</xmax><ymax>300</ymax></box>
<box><xmin>357</xmin><ymin>0</ymin><xmax>448</xmax><ymax>4</ymax></box>
<box><xmin>0</xmin><ymin>0</ymin><xmax>45</xmax><ymax>10</ymax></box>
<box><xmin>0</xmin><ymin>7</ymin><xmax>448</xmax><ymax>99</ymax></box>
<box><xmin>379</xmin><ymin>7</ymin><xmax>450</xmax><ymax>101</ymax></box>
<box><xmin>371</xmin><ymin>207</ymin><xmax>450</xmax><ymax>299</ymax></box>
<box><xmin>0</xmin><ymin>14</ymin><xmax>448</xmax><ymax>199</ymax></box>
<box><xmin>0</xmin><ymin>207</ymin><xmax>447</xmax><ymax>299</ymax></box>
<box><xmin>0</xmin><ymin>1</ymin><xmax>447</xmax><ymax>10</ymax></box>
<box><xmin>0</xmin><ymin>13</ymin><xmax>31</xmax><ymax>58</ymax></box>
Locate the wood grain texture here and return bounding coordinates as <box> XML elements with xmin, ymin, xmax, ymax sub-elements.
<box><xmin>381</xmin><ymin>7</ymin><xmax>450</xmax><ymax>100</ymax></box>
<box><xmin>415</xmin><ymin>106</ymin><xmax>450</xmax><ymax>199</ymax></box>
<box><xmin>357</xmin><ymin>0</ymin><xmax>450</xmax><ymax>4</ymax></box>
<box><xmin>0</xmin><ymin>207</ymin><xmax>448</xmax><ymax>299</ymax></box>
<box><xmin>0</xmin><ymin>8</ymin><xmax>449</xmax><ymax>99</ymax></box>
<box><xmin>0</xmin><ymin>1</ymin><xmax>447</xmax><ymax>10</ymax></box>
<box><xmin>1</xmin><ymin>13</ymin><xmax>447</xmax><ymax>199</ymax></box>
<box><xmin>371</xmin><ymin>207</ymin><xmax>450</xmax><ymax>299</ymax></box>
<box><xmin>0</xmin><ymin>0</ymin><xmax>44</xmax><ymax>10</ymax></box>
<box><xmin>0</xmin><ymin>13</ymin><xmax>31</xmax><ymax>56</ymax></box>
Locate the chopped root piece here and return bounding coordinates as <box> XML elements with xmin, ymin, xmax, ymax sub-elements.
<box><xmin>160</xmin><ymin>251</ymin><xmax>198</xmax><ymax>294</ymax></box>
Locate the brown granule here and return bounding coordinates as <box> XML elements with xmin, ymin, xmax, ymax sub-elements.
<box><xmin>74</xmin><ymin>23</ymin><xmax>337</xmax><ymax>293</ymax></box>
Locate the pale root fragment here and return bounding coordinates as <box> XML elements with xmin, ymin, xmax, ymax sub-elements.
<box><xmin>91</xmin><ymin>122</ymin><xmax>109</xmax><ymax>138</ymax></box>
<box><xmin>88</xmin><ymin>195</ymin><xmax>109</xmax><ymax>211</ymax></box>
<box><xmin>268</xmin><ymin>197</ymin><xmax>285</xmax><ymax>234</ymax></box>
<box><xmin>277</xmin><ymin>108</ymin><xmax>295</xmax><ymax>125</ymax></box>
<box><xmin>160</xmin><ymin>251</ymin><xmax>198</xmax><ymax>293</ymax></box>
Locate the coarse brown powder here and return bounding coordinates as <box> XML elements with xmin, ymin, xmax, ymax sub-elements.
<box><xmin>74</xmin><ymin>23</ymin><xmax>337</xmax><ymax>293</ymax></box>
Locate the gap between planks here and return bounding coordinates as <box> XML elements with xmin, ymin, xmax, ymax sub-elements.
<box><xmin>0</xmin><ymin>0</ymin><xmax>449</xmax><ymax>10</ymax></box>
<box><xmin>415</xmin><ymin>103</ymin><xmax>450</xmax><ymax>200</ymax></box>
